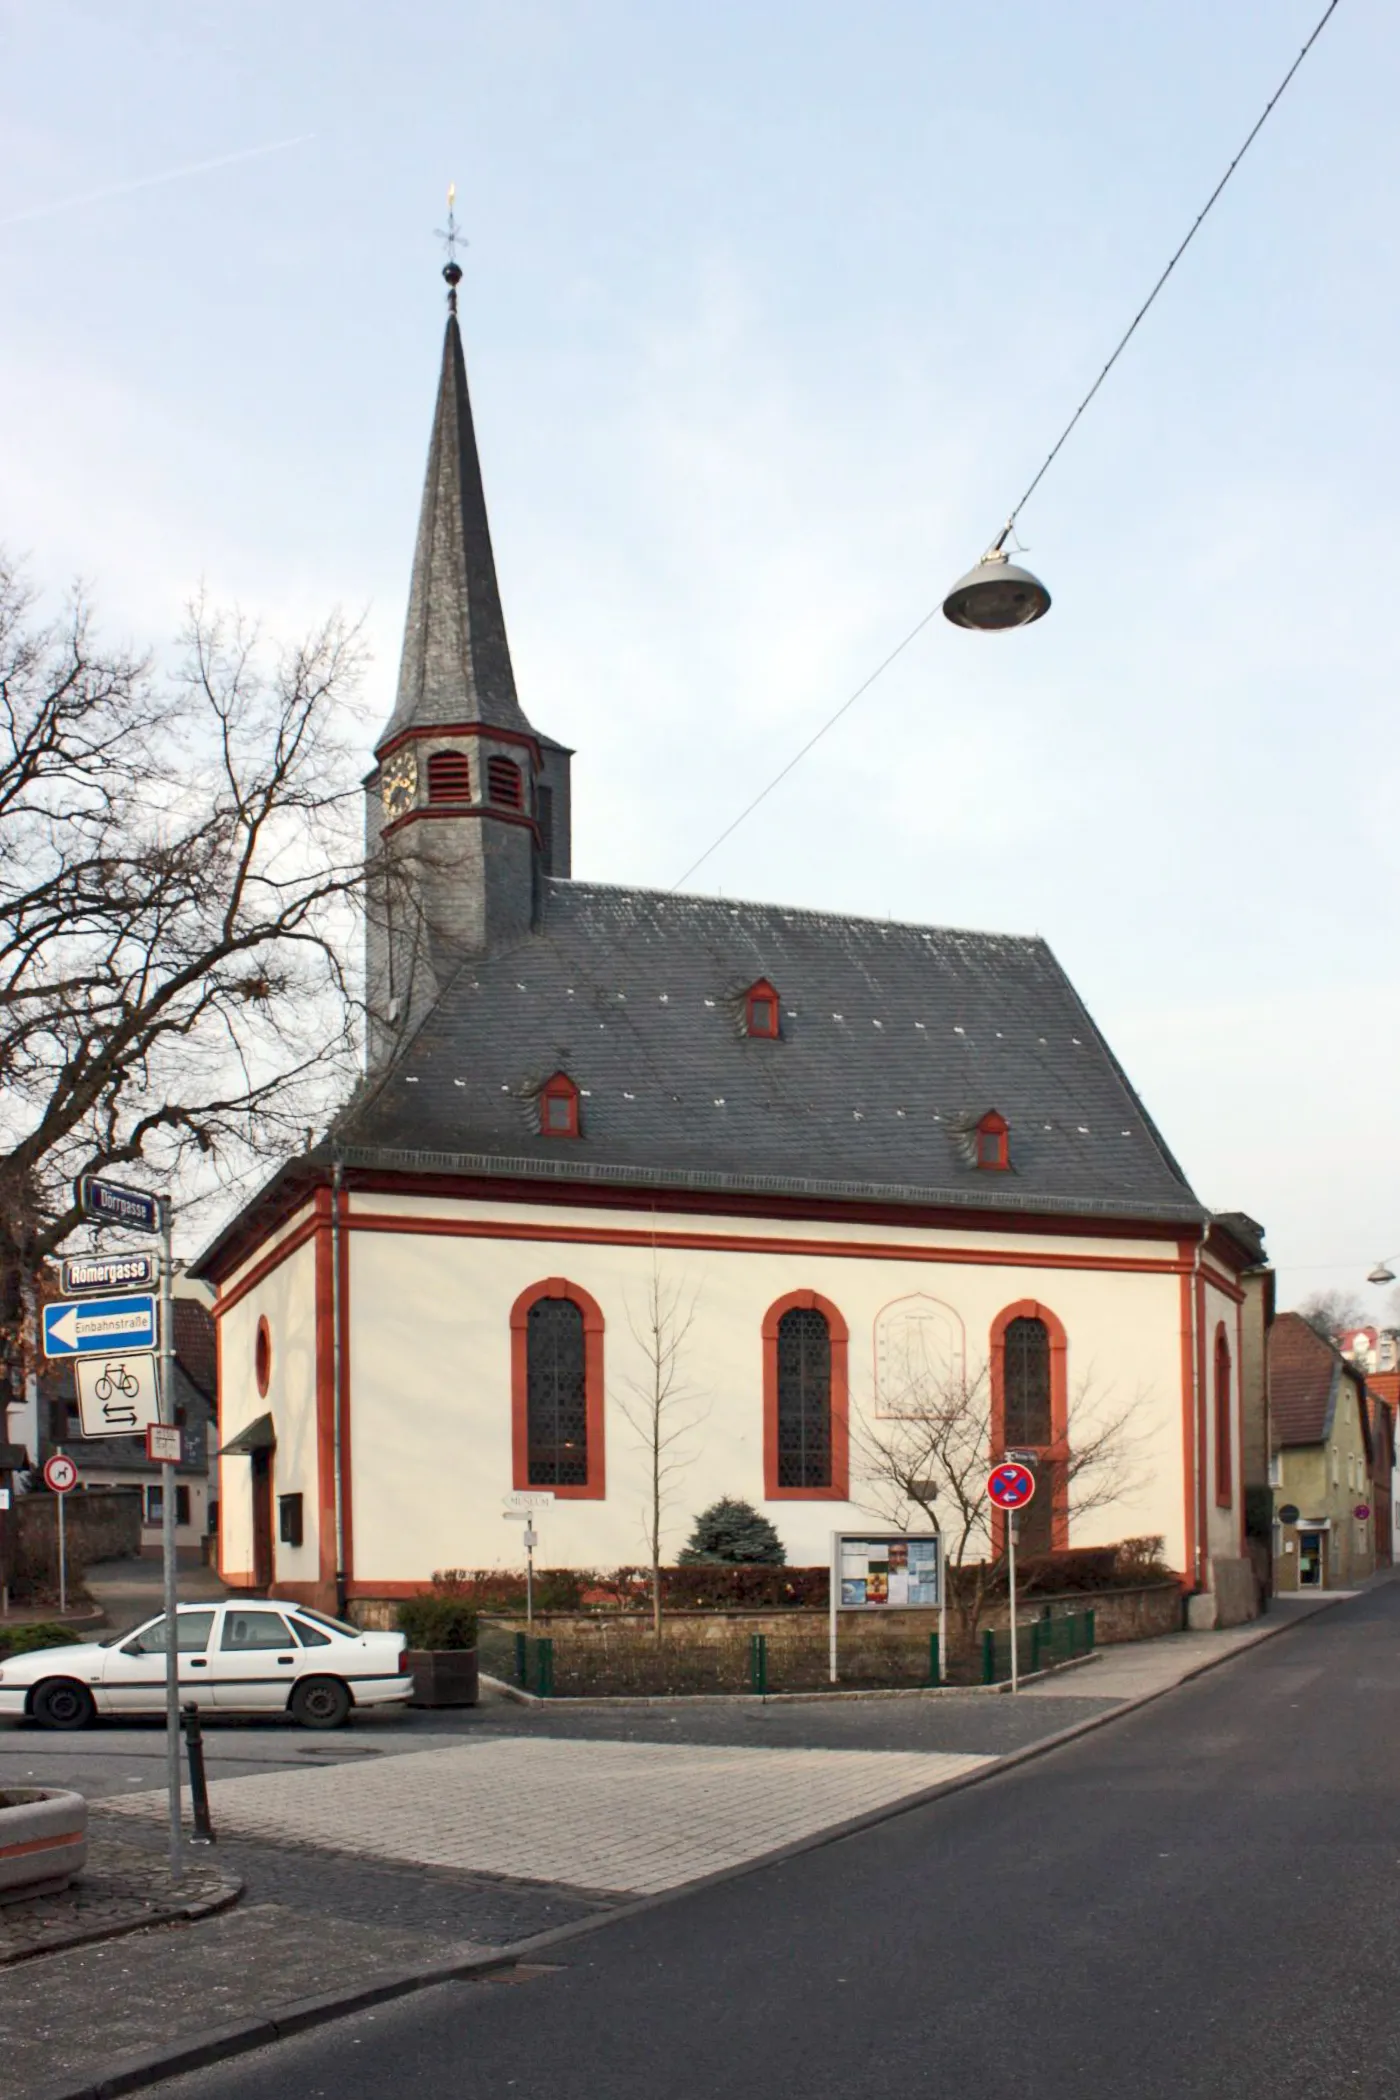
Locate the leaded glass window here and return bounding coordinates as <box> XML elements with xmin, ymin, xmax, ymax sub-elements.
<box><xmin>776</xmin><ymin>1307</ymin><xmax>831</xmax><ymax>1488</ymax></box>
<box><xmin>527</xmin><ymin>1299</ymin><xmax>588</xmax><ymax>1485</ymax></box>
<box><xmin>1003</xmin><ymin>1316</ymin><xmax>1051</xmax><ymax>1447</ymax></box>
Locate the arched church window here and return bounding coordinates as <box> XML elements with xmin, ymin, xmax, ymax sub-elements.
<box><xmin>761</xmin><ymin>1292</ymin><xmax>850</xmax><ymax>1498</ymax></box>
<box><xmin>487</xmin><ymin>755</ymin><xmax>524</xmax><ymax>809</ymax></box>
<box><xmin>511</xmin><ymin>1280</ymin><xmax>605</xmax><ymax>1499</ymax></box>
<box><xmin>1002</xmin><ymin>1316</ymin><xmax>1051</xmax><ymax>1445</ymax></box>
<box><xmin>427</xmin><ymin>749</ymin><xmax>472</xmax><ymax>803</ymax></box>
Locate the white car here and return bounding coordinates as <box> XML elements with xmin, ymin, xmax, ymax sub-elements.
<box><xmin>0</xmin><ymin>1601</ymin><xmax>413</xmax><ymax>1731</ymax></box>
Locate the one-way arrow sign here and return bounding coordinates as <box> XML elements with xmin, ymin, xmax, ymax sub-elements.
<box><xmin>42</xmin><ymin>1293</ymin><xmax>157</xmax><ymax>1358</ymax></box>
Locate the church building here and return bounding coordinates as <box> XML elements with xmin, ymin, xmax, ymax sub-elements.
<box><xmin>195</xmin><ymin>265</ymin><xmax>1265</xmax><ymax>1621</ymax></box>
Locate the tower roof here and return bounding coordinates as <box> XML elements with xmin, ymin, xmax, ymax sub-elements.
<box><xmin>379</xmin><ymin>311</ymin><xmax>534</xmax><ymax>747</ymax></box>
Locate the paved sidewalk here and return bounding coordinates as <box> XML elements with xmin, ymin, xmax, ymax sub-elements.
<box><xmin>1021</xmin><ymin>1590</ymin><xmax>1349</xmax><ymax>1700</ymax></box>
<box><xmin>105</xmin><ymin>1738</ymin><xmax>995</xmax><ymax>1896</ymax></box>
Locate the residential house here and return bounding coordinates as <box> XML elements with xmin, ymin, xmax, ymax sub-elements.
<box><xmin>1270</xmin><ymin>1312</ymin><xmax>1375</xmax><ymax>1590</ymax></box>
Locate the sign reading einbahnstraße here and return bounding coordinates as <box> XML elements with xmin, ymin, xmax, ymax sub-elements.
<box><xmin>42</xmin><ymin>1293</ymin><xmax>157</xmax><ymax>1358</ymax></box>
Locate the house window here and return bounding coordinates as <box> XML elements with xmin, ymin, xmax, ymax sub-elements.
<box><xmin>487</xmin><ymin>755</ymin><xmax>524</xmax><ymax>809</ymax></box>
<box><xmin>991</xmin><ymin>1301</ymin><xmax>1069</xmax><ymax>1555</ymax></box>
<box><xmin>145</xmin><ymin>1484</ymin><xmax>191</xmax><ymax>1527</ymax></box>
<box><xmin>744</xmin><ymin>980</ymin><xmax>780</xmax><ymax>1039</ymax></box>
<box><xmin>762</xmin><ymin>1291</ymin><xmax>850</xmax><ymax>1499</ymax></box>
<box><xmin>427</xmin><ymin>749</ymin><xmax>472</xmax><ymax>803</ymax></box>
<box><xmin>1214</xmin><ymin>1328</ymin><xmax>1233</xmax><ymax>1506</ymax></box>
<box><xmin>255</xmin><ymin>1317</ymin><xmax>271</xmax><ymax>1398</ymax></box>
<box><xmin>976</xmin><ymin>1110</ymin><xmax>1010</xmax><ymax>1170</ymax></box>
<box><xmin>510</xmin><ymin>1280</ymin><xmax>606</xmax><ymax>1498</ymax></box>
<box><xmin>539</xmin><ymin>1071</ymin><xmax>580</xmax><ymax>1138</ymax></box>
<box><xmin>278</xmin><ymin>1493</ymin><xmax>304</xmax><ymax>1548</ymax></box>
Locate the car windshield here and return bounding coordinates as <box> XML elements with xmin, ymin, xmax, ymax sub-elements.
<box><xmin>295</xmin><ymin>1606</ymin><xmax>359</xmax><ymax>1637</ymax></box>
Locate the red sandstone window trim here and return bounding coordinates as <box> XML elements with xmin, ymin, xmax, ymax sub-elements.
<box><xmin>539</xmin><ymin>1072</ymin><xmax>580</xmax><ymax>1139</ymax></box>
<box><xmin>976</xmin><ymin>1110</ymin><xmax>1010</xmax><ymax>1171</ymax></box>
<box><xmin>426</xmin><ymin>749</ymin><xmax>473</xmax><ymax>803</ymax></box>
<box><xmin>487</xmin><ymin>755</ymin><xmax>524</xmax><ymax>810</ymax></box>
<box><xmin>989</xmin><ymin>1299</ymin><xmax>1069</xmax><ymax>1551</ymax></box>
<box><xmin>744</xmin><ymin>979</ymin><xmax>781</xmax><ymax>1040</ymax></box>
<box><xmin>509</xmin><ymin>1277</ymin><xmax>606</xmax><ymax>1500</ymax></box>
<box><xmin>761</xmin><ymin>1289</ymin><xmax>849</xmax><ymax>1500</ymax></box>
<box><xmin>1214</xmin><ymin>1324</ymin><xmax>1233</xmax><ymax>1508</ymax></box>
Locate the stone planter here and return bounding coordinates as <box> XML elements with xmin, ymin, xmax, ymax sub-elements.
<box><xmin>406</xmin><ymin>1648</ymin><xmax>479</xmax><ymax>1708</ymax></box>
<box><xmin>0</xmin><ymin>1787</ymin><xmax>88</xmax><ymax>1903</ymax></box>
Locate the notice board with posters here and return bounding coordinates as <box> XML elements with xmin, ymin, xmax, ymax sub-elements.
<box><xmin>833</xmin><ymin>1532</ymin><xmax>941</xmax><ymax>1609</ymax></box>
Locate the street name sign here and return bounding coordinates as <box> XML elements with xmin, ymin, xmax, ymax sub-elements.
<box><xmin>43</xmin><ymin>1454</ymin><xmax>78</xmax><ymax>1494</ymax></box>
<box><xmin>987</xmin><ymin>1461</ymin><xmax>1037</xmax><ymax>1510</ymax></box>
<box><xmin>75</xmin><ymin>1353</ymin><xmax>162</xmax><ymax>1438</ymax></box>
<box><xmin>43</xmin><ymin>1293</ymin><xmax>157</xmax><ymax>1358</ymax></box>
<box><xmin>146</xmin><ymin>1424</ymin><xmax>182</xmax><ymax>1464</ymax></box>
<box><xmin>77</xmin><ymin>1176</ymin><xmax>160</xmax><ymax>1235</ymax></box>
<box><xmin>62</xmin><ymin>1252</ymin><xmax>157</xmax><ymax>1295</ymax></box>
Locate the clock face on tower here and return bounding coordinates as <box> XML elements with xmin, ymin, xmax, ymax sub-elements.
<box><xmin>380</xmin><ymin>748</ymin><xmax>418</xmax><ymax>822</ymax></box>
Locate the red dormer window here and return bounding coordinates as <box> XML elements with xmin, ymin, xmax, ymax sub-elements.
<box><xmin>976</xmin><ymin>1110</ymin><xmax>1009</xmax><ymax>1170</ymax></box>
<box><xmin>487</xmin><ymin>756</ymin><xmax>524</xmax><ymax>809</ymax></box>
<box><xmin>540</xmin><ymin>1071</ymin><xmax>580</xmax><ymax>1138</ymax></box>
<box><xmin>745</xmin><ymin>979</ymin><xmax>781</xmax><ymax>1039</ymax></box>
<box><xmin>427</xmin><ymin>749</ymin><xmax>472</xmax><ymax>803</ymax></box>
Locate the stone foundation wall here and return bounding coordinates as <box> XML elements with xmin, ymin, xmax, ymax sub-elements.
<box><xmin>12</xmin><ymin>1488</ymin><xmax>142</xmax><ymax>1594</ymax></box>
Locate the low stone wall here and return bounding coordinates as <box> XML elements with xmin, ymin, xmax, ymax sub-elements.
<box><xmin>980</xmin><ymin>1582</ymin><xmax>1183</xmax><ymax>1645</ymax></box>
<box><xmin>11</xmin><ymin>1489</ymin><xmax>142</xmax><ymax>1595</ymax></box>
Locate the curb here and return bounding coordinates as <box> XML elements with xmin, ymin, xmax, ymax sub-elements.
<box><xmin>2</xmin><ymin>1870</ymin><xmax>243</xmax><ymax>1971</ymax></box>
<box><xmin>25</xmin><ymin>1590</ymin><xmax>1359</xmax><ymax>2100</ymax></box>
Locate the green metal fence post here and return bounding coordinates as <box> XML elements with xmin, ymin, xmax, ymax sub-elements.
<box><xmin>928</xmin><ymin>1631</ymin><xmax>941</xmax><ymax>1687</ymax></box>
<box><xmin>749</xmin><ymin>1633</ymin><xmax>768</xmax><ymax>1696</ymax></box>
<box><xmin>1086</xmin><ymin>1607</ymin><xmax>1096</xmax><ymax>1653</ymax></box>
<box><xmin>537</xmin><ymin>1637</ymin><xmax>555</xmax><ymax>1698</ymax></box>
<box><xmin>982</xmin><ymin>1628</ymin><xmax>995</xmax><ymax>1685</ymax></box>
<box><xmin>513</xmin><ymin>1630</ymin><xmax>527</xmax><ymax>1688</ymax></box>
<box><xmin>1030</xmin><ymin>1620</ymin><xmax>1041</xmax><ymax>1674</ymax></box>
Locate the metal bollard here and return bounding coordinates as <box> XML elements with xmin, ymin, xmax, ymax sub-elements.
<box><xmin>181</xmin><ymin>1705</ymin><xmax>215</xmax><ymax>1844</ymax></box>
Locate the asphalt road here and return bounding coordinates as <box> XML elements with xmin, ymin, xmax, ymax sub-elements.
<box><xmin>146</xmin><ymin>1582</ymin><xmax>1400</xmax><ymax>2100</ymax></box>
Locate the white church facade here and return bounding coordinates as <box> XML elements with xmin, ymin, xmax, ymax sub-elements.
<box><xmin>195</xmin><ymin>263</ymin><xmax>1266</xmax><ymax>1620</ymax></box>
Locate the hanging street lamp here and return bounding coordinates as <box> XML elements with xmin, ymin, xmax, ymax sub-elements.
<box><xmin>942</xmin><ymin>543</ymin><xmax>1052</xmax><ymax>631</ymax></box>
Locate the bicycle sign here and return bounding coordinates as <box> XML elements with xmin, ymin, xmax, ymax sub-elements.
<box><xmin>74</xmin><ymin>1352</ymin><xmax>161</xmax><ymax>1438</ymax></box>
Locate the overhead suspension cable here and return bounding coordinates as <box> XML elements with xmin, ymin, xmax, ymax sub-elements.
<box><xmin>670</xmin><ymin>0</ymin><xmax>1343</xmax><ymax>892</ymax></box>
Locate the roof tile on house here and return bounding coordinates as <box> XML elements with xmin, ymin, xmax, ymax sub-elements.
<box><xmin>1270</xmin><ymin>1311</ymin><xmax>1367</xmax><ymax>1452</ymax></box>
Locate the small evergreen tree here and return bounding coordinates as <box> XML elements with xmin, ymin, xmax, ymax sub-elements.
<box><xmin>678</xmin><ymin>1497</ymin><xmax>786</xmax><ymax>1566</ymax></box>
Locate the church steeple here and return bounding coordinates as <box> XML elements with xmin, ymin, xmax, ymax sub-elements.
<box><xmin>363</xmin><ymin>218</ymin><xmax>573</xmax><ymax>1074</ymax></box>
<box><xmin>378</xmin><ymin>292</ymin><xmax>533</xmax><ymax>746</ymax></box>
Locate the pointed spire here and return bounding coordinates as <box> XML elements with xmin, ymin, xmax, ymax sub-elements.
<box><xmin>379</xmin><ymin>250</ymin><xmax>533</xmax><ymax>747</ymax></box>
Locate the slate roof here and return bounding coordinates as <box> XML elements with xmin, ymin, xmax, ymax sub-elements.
<box><xmin>378</xmin><ymin>314</ymin><xmax>535</xmax><ymax>747</ymax></box>
<box><xmin>1269</xmin><ymin>1312</ymin><xmax>1369</xmax><ymax>1453</ymax></box>
<box><xmin>332</xmin><ymin>880</ymin><xmax>1203</xmax><ymax>1222</ymax></box>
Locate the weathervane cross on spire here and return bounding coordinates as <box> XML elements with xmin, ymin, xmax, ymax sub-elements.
<box><xmin>435</xmin><ymin>182</ymin><xmax>466</xmax><ymax>311</ymax></box>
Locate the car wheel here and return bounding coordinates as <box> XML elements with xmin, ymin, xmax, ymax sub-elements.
<box><xmin>31</xmin><ymin>1679</ymin><xmax>96</xmax><ymax>1731</ymax></box>
<box><xmin>290</xmin><ymin>1677</ymin><xmax>351</xmax><ymax>1730</ymax></box>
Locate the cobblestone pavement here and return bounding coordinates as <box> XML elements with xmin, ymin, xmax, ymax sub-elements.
<box><xmin>0</xmin><ymin>1829</ymin><xmax>235</xmax><ymax>1965</ymax></box>
<box><xmin>104</xmin><ymin>1737</ymin><xmax>995</xmax><ymax>1895</ymax></box>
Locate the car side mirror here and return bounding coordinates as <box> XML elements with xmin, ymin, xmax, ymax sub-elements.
<box><xmin>121</xmin><ymin>1639</ymin><xmax>146</xmax><ymax>1656</ymax></box>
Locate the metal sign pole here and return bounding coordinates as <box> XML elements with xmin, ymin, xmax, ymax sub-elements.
<box><xmin>828</xmin><ymin>1532</ymin><xmax>839</xmax><ymax>1684</ymax></box>
<box><xmin>56</xmin><ymin>1454</ymin><xmax>67</xmax><ymax>1613</ymax></box>
<box><xmin>1008</xmin><ymin>1511</ymin><xmax>1019</xmax><ymax>1695</ymax></box>
<box><xmin>937</xmin><ymin>1528</ymin><xmax>946</xmax><ymax>1688</ymax></box>
<box><xmin>524</xmin><ymin>1525</ymin><xmax>536</xmax><ymax>1628</ymax></box>
<box><xmin>159</xmin><ymin>1198</ymin><xmax>181</xmax><ymax>1882</ymax></box>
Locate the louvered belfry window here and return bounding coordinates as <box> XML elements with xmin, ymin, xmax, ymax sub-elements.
<box><xmin>427</xmin><ymin>749</ymin><xmax>472</xmax><ymax>803</ymax></box>
<box><xmin>776</xmin><ymin>1307</ymin><xmax>832</xmax><ymax>1488</ymax></box>
<box><xmin>1003</xmin><ymin>1316</ymin><xmax>1052</xmax><ymax>1446</ymax></box>
<box><xmin>526</xmin><ymin>1299</ymin><xmax>588</xmax><ymax>1486</ymax></box>
<box><xmin>487</xmin><ymin>755</ymin><xmax>524</xmax><ymax>809</ymax></box>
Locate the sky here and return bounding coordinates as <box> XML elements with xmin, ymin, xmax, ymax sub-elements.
<box><xmin>1</xmin><ymin>0</ymin><xmax>1394</xmax><ymax>1309</ymax></box>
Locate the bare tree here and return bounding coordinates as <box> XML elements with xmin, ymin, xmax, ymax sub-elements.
<box><xmin>614</xmin><ymin>1259</ymin><xmax>707</xmax><ymax>1636</ymax></box>
<box><xmin>1295</xmin><ymin>1290</ymin><xmax>1368</xmax><ymax>1344</ymax></box>
<box><xmin>854</xmin><ymin>1350</ymin><xmax>1150</xmax><ymax>1648</ymax></box>
<box><xmin>0</xmin><ymin>553</ymin><xmax>368</xmax><ymax>1409</ymax></box>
